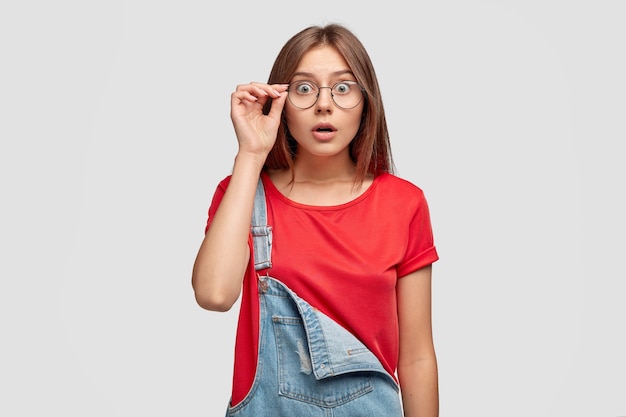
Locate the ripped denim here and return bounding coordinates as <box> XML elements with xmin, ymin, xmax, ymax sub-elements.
<box><xmin>225</xmin><ymin>276</ymin><xmax>402</xmax><ymax>416</ymax></box>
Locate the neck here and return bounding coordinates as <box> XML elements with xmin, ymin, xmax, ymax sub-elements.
<box><xmin>292</xmin><ymin>152</ymin><xmax>356</xmax><ymax>183</ymax></box>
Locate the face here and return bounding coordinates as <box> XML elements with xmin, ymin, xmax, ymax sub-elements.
<box><xmin>284</xmin><ymin>45</ymin><xmax>364</xmax><ymax>161</ymax></box>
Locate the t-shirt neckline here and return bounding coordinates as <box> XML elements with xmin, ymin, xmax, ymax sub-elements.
<box><xmin>260</xmin><ymin>171</ymin><xmax>384</xmax><ymax>211</ymax></box>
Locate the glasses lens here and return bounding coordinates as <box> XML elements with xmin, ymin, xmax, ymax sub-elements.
<box><xmin>288</xmin><ymin>81</ymin><xmax>364</xmax><ymax>109</ymax></box>
<box><xmin>289</xmin><ymin>81</ymin><xmax>319</xmax><ymax>109</ymax></box>
<box><xmin>331</xmin><ymin>81</ymin><xmax>363</xmax><ymax>109</ymax></box>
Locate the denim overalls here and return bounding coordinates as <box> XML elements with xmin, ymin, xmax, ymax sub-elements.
<box><xmin>225</xmin><ymin>179</ymin><xmax>403</xmax><ymax>416</ymax></box>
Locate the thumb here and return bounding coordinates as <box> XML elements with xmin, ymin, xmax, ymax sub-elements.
<box><xmin>266</xmin><ymin>91</ymin><xmax>288</xmax><ymax>122</ymax></box>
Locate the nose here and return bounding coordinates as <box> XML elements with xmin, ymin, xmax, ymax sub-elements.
<box><xmin>315</xmin><ymin>86</ymin><xmax>333</xmax><ymax>113</ymax></box>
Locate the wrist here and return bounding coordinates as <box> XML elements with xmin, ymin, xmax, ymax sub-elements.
<box><xmin>233</xmin><ymin>151</ymin><xmax>268</xmax><ymax>171</ymax></box>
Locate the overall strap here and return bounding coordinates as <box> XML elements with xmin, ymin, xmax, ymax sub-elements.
<box><xmin>251</xmin><ymin>177</ymin><xmax>273</xmax><ymax>271</ymax></box>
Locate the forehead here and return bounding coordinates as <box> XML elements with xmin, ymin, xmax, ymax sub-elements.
<box><xmin>294</xmin><ymin>45</ymin><xmax>352</xmax><ymax>78</ymax></box>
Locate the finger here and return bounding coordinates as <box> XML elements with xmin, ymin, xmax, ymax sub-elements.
<box><xmin>232</xmin><ymin>90</ymin><xmax>258</xmax><ymax>104</ymax></box>
<box><xmin>233</xmin><ymin>83</ymin><xmax>267</xmax><ymax>103</ymax></box>
<box><xmin>266</xmin><ymin>90</ymin><xmax>288</xmax><ymax>120</ymax></box>
<box><xmin>249</xmin><ymin>82</ymin><xmax>288</xmax><ymax>99</ymax></box>
<box><xmin>269</xmin><ymin>83</ymin><xmax>289</xmax><ymax>96</ymax></box>
<box><xmin>231</xmin><ymin>83</ymin><xmax>287</xmax><ymax>110</ymax></box>
<box><xmin>232</xmin><ymin>89</ymin><xmax>267</xmax><ymax>106</ymax></box>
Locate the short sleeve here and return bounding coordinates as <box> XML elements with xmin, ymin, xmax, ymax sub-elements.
<box><xmin>396</xmin><ymin>188</ymin><xmax>439</xmax><ymax>278</ymax></box>
<box><xmin>204</xmin><ymin>176</ymin><xmax>232</xmax><ymax>234</ymax></box>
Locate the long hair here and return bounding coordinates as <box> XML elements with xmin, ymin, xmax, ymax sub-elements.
<box><xmin>263</xmin><ymin>24</ymin><xmax>395</xmax><ymax>185</ymax></box>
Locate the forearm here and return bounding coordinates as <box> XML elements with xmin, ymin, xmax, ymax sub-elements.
<box><xmin>192</xmin><ymin>152</ymin><xmax>266</xmax><ymax>311</ymax></box>
<box><xmin>398</xmin><ymin>357</ymin><xmax>439</xmax><ymax>417</ymax></box>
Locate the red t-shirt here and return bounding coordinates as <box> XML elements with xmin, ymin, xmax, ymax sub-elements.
<box><xmin>205</xmin><ymin>171</ymin><xmax>439</xmax><ymax>406</ymax></box>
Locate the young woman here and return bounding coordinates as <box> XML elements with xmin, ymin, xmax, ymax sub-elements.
<box><xmin>192</xmin><ymin>23</ymin><xmax>439</xmax><ymax>417</ymax></box>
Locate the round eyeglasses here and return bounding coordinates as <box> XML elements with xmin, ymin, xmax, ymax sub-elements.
<box><xmin>287</xmin><ymin>80</ymin><xmax>365</xmax><ymax>110</ymax></box>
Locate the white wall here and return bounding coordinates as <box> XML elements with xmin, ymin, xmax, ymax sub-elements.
<box><xmin>1</xmin><ymin>1</ymin><xmax>624</xmax><ymax>416</ymax></box>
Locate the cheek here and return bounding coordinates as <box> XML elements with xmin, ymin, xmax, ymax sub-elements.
<box><xmin>284</xmin><ymin>103</ymin><xmax>301</xmax><ymax>125</ymax></box>
<box><xmin>283</xmin><ymin>106</ymin><xmax>306</xmax><ymax>124</ymax></box>
<box><xmin>283</xmin><ymin>109</ymin><xmax>305</xmax><ymax>139</ymax></box>
<box><xmin>349</xmin><ymin>109</ymin><xmax>365</xmax><ymax>131</ymax></box>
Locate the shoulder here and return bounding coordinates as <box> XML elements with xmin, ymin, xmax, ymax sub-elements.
<box><xmin>207</xmin><ymin>175</ymin><xmax>234</xmax><ymax>209</ymax></box>
<box><xmin>374</xmin><ymin>173</ymin><xmax>427</xmax><ymax>201</ymax></box>
<box><xmin>368</xmin><ymin>174</ymin><xmax>433</xmax><ymax>221</ymax></box>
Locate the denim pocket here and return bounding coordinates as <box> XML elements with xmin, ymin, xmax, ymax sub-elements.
<box><xmin>272</xmin><ymin>315</ymin><xmax>373</xmax><ymax>407</ymax></box>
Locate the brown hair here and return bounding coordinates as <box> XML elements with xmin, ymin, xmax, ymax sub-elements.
<box><xmin>263</xmin><ymin>24</ymin><xmax>395</xmax><ymax>185</ymax></box>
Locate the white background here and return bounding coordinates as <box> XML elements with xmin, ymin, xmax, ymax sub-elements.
<box><xmin>1</xmin><ymin>1</ymin><xmax>624</xmax><ymax>416</ymax></box>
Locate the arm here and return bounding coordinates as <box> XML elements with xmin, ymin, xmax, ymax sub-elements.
<box><xmin>397</xmin><ymin>265</ymin><xmax>439</xmax><ymax>417</ymax></box>
<box><xmin>191</xmin><ymin>82</ymin><xmax>288</xmax><ymax>311</ymax></box>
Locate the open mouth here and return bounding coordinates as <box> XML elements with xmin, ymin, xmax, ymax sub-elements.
<box><xmin>313</xmin><ymin>123</ymin><xmax>336</xmax><ymax>133</ymax></box>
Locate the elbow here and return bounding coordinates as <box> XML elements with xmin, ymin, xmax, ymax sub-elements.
<box><xmin>191</xmin><ymin>261</ymin><xmax>245</xmax><ymax>312</ymax></box>
<box><xmin>192</xmin><ymin>278</ymin><xmax>240</xmax><ymax>312</ymax></box>
<box><xmin>194</xmin><ymin>291</ymin><xmax>238</xmax><ymax>312</ymax></box>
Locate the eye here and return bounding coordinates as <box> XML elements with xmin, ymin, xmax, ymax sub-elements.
<box><xmin>333</xmin><ymin>82</ymin><xmax>353</xmax><ymax>95</ymax></box>
<box><xmin>294</xmin><ymin>81</ymin><xmax>316</xmax><ymax>95</ymax></box>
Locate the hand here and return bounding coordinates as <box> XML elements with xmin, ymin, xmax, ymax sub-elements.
<box><xmin>230</xmin><ymin>82</ymin><xmax>289</xmax><ymax>157</ymax></box>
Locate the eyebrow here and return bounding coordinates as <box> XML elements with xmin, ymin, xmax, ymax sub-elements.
<box><xmin>291</xmin><ymin>70</ymin><xmax>355</xmax><ymax>79</ymax></box>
